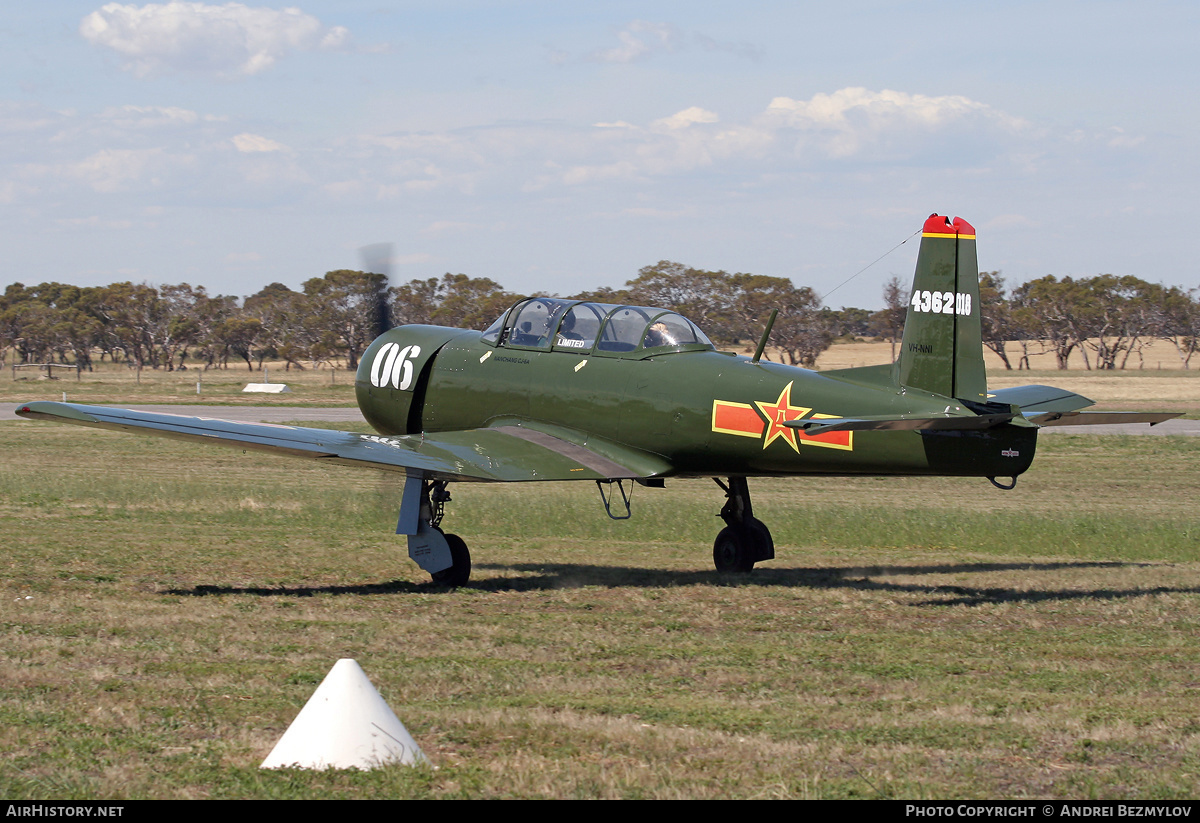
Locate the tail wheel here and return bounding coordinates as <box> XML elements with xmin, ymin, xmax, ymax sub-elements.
<box><xmin>431</xmin><ymin>532</ymin><xmax>471</xmax><ymax>587</ymax></box>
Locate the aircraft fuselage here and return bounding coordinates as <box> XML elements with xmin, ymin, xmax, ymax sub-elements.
<box><xmin>355</xmin><ymin>324</ymin><xmax>1037</xmax><ymax>482</ymax></box>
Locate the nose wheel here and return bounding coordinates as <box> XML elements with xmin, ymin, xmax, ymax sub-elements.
<box><xmin>431</xmin><ymin>529</ymin><xmax>471</xmax><ymax>587</ymax></box>
<box><xmin>401</xmin><ymin>478</ymin><xmax>473</xmax><ymax>587</ymax></box>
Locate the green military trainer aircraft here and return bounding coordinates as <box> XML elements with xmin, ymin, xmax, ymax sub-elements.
<box><xmin>17</xmin><ymin>214</ymin><xmax>1178</xmax><ymax>586</ymax></box>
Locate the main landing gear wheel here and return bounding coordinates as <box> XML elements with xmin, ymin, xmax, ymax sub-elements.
<box><xmin>712</xmin><ymin>477</ymin><xmax>775</xmax><ymax>574</ymax></box>
<box><xmin>713</xmin><ymin>526</ymin><xmax>755</xmax><ymax>573</ymax></box>
<box><xmin>431</xmin><ymin>530</ymin><xmax>471</xmax><ymax>587</ymax></box>
<box><xmin>712</xmin><ymin>519</ymin><xmax>773</xmax><ymax>573</ymax></box>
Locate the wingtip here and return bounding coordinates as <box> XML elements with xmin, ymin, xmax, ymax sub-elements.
<box><xmin>14</xmin><ymin>401</ymin><xmax>49</xmax><ymax>417</ymax></box>
<box><xmin>14</xmin><ymin>400</ymin><xmax>97</xmax><ymax>422</ymax></box>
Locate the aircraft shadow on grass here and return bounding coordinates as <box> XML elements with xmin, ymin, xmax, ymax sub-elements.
<box><xmin>482</xmin><ymin>560</ymin><xmax>1200</xmax><ymax>607</ymax></box>
<box><xmin>164</xmin><ymin>560</ymin><xmax>1200</xmax><ymax>608</ymax></box>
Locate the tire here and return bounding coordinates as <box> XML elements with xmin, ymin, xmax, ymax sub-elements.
<box><xmin>431</xmin><ymin>532</ymin><xmax>471</xmax><ymax>587</ymax></box>
<box><xmin>713</xmin><ymin>526</ymin><xmax>755</xmax><ymax>573</ymax></box>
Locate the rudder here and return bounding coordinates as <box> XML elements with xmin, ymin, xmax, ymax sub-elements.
<box><xmin>896</xmin><ymin>214</ymin><xmax>988</xmax><ymax>403</ymax></box>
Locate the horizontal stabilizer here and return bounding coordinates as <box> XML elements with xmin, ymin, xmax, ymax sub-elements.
<box><xmin>786</xmin><ymin>408</ymin><xmax>1182</xmax><ymax>435</ymax></box>
<box><xmin>784</xmin><ymin>413</ymin><xmax>1020</xmax><ymax>435</ymax></box>
<box><xmin>1027</xmin><ymin>411</ymin><xmax>1182</xmax><ymax>428</ymax></box>
<box><xmin>986</xmin><ymin>385</ymin><xmax>1094</xmax><ymax>413</ymax></box>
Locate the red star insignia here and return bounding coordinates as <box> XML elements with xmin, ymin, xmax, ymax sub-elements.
<box><xmin>754</xmin><ymin>382</ymin><xmax>811</xmax><ymax>452</ymax></box>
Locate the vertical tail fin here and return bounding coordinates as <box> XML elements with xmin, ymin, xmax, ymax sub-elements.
<box><xmin>896</xmin><ymin>214</ymin><xmax>988</xmax><ymax>402</ymax></box>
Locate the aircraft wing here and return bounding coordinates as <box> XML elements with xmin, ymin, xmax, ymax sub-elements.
<box><xmin>14</xmin><ymin>401</ymin><xmax>667</xmax><ymax>483</ymax></box>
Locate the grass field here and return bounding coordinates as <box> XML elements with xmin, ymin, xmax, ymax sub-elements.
<box><xmin>3</xmin><ymin>360</ymin><xmax>353</xmax><ymax>407</ymax></box>
<box><xmin>1</xmin><ymin>416</ymin><xmax>1198</xmax><ymax>799</ymax></box>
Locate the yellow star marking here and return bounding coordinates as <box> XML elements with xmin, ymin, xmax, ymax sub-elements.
<box><xmin>754</xmin><ymin>381</ymin><xmax>811</xmax><ymax>452</ymax></box>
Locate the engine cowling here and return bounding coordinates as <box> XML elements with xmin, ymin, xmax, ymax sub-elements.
<box><xmin>355</xmin><ymin>325</ymin><xmax>469</xmax><ymax>435</ymax></box>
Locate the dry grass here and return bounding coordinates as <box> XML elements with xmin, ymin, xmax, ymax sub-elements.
<box><xmin>2</xmin><ymin>360</ymin><xmax>354</xmax><ymax>407</ymax></box>
<box><xmin>813</xmin><ymin>337</ymin><xmax>1195</xmax><ymax>373</ymax></box>
<box><xmin>0</xmin><ymin>420</ymin><xmax>1198</xmax><ymax>798</ymax></box>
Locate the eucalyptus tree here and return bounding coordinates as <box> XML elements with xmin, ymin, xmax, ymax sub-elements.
<box><xmin>868</xmin><ymin>276</ymin><xmax>909</xmax><ymax>360</ymax></box>
<box><xmin>301</xmin><ymin>270</ymin><xmax>389</xmax><ymax>369</ymax></box>
<box><xmin>1011</xmin><ymin>276</ymin><xmax>1087</xmax><ymax>369</ymax></box>
<box><xmin>1156</xmin><ymin>286</ymin><xmax>1200</xmax><ymax>369</ymax></box>
<box><xmin>244</xmin><ymin>282</ymin><xmax>311</xmax><ymax>369</ymax></box>
<box><xmin>978</xmin><ymin>272</ymin><xmax>1016</xmax><ymax>370</ymax></box>
<box><xmin>391</xmin><ymin>273</ymin><xmax>512</xmax><ymax>330</ymax></box>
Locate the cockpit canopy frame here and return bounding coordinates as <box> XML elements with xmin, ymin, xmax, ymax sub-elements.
<box><xmin>482</xmin><ymin>297</ymin><xmax>715</xmax><ymax>359</ymax></box>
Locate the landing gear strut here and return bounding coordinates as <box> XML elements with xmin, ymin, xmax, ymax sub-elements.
<box><xmin>712</xmin><ymin>477</ymin><xmax>774</xmax><ymax>573</ymax></box>
<box><xmin>400</xmin><ymin>478</ymin><xmax>472</xmax><ymax>587</ymax></box>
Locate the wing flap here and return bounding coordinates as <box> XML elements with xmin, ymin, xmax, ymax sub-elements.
<box><xmin>15</xmin><ymin>401</ymin><xmax>663</xmax><ymax>482</ymax></box>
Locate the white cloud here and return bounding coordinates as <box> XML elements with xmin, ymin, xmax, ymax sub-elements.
<box><xmin>321</xmin><ymin>179</ymin><xmax>365</xmax><ymax>199</ymax></box>
<box><xmin>231</xmin><ymin>133</ymin><xmax>286</xmax><ymax>153</ymax></box>
<box><xmin>580</xmin><ymin>20</ymin><xmax>761</xmax><ymax>65</ymax></box>
<box><xmin>764</xmin><ymin>87</ymin><xmax>1023</xmax><ymax>130</ymax></box>
<box><xmin>560</xmin><ymin>160</ymin><xmax>639</xmax><ymax>186</ymax></box>
<box><xmin>98</xmin><ymin>105</ymin><xmax>214</xmax><ymax>128</ymax></box>
<box><xmin>0</xmin><ymin>180</ymin><xmax>34</xmax><ymax>204</ymax></box>
<box><xmin>519</xmin><ymin>89</ymin><xmax>1035</xmax><ymax>188</ymax></box>
<box><xmin>589</xmin><ymin>20</ymin><xmax>678</xmax><ymax>63</ymax></box>
<box><xmin>651</xmin><ymin>107</ymin><xmax>719</xmax><ymax>132</ymax></box>
<box><xmin>64</xmin><ymin>147</ymin><xmax>185</xmax><ymax>192</ymax></box>
<box><xmin>0</xmin><ymin>86</ymin><xmax>1087</xmax><ymax>223</ymax></box>
<box><xmin>80</xmin><ymin>2</ymin><xmax>350</xmax><ymax>78</ymax></box>
<box><xmin>1105</xmin><ymin>126</ymin><xmax>1144</xmax><ymax>148</ymax></box>
<box><xmin>0</xmin><ymin>102</ymin><xmax>68</xmax><ymax>136</ymax></box>
<box><xmin>762</xmin><ymin>88</ymin><xmax>1030</xmax><ymax>160</ymax></box>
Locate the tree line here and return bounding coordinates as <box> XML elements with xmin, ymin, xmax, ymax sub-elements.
<box><xmin>2</xmin><ymin>266</ymin><xmax>1198</xmax><ymax>372</ymax></box>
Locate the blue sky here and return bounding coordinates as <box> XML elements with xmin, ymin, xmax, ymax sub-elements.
<box><xmin>3</xmin><ymin>2</ymin><xmax>1197</xmax><ymax>309</ymax></box>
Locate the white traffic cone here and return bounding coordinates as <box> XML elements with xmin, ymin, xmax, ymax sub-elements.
<box><xmin>260</xmin><ymin>659</ymin><xmax>428</xmax><ymax>770</ymax></box>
